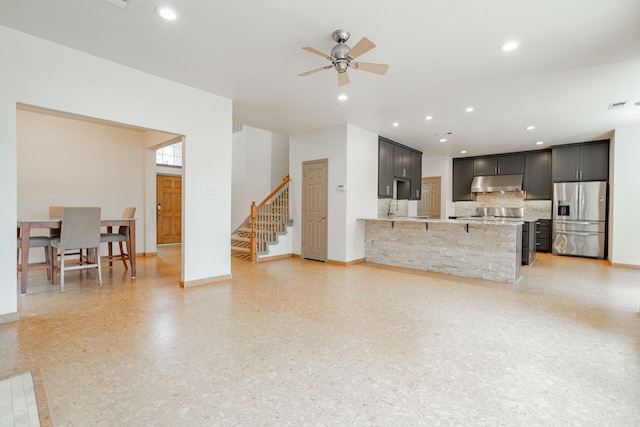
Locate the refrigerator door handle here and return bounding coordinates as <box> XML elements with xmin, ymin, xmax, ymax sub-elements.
<box><xmin>556</xmin><ymin>231</ymin><xmax>602</xmax><ymax>237</ymax></box>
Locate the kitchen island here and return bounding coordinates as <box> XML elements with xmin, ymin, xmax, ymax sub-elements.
<box><xmin>363</xmin><ymin>217</ymin><xmax>522</xmax><ymax>284</ymax></box>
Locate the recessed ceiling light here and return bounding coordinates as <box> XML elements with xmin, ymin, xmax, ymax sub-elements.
<box><xmin>337</xmin><ymin>94</ymin><xmax>348</xmax><ymax>102</ymax></box>
<box><xmin>439</xmin><ymin>139</ymin><xmax>447</xmax><ymax>143</ymax></box>
<box><xmin>425</xmin><ymin>115</ymin><xmax>433</xmax><ymax>120</ymax></box>
<box><xmin>500</xmin><ymin>41</ymin><xmax>519</xmax><ymax>52</ymax></box>
<box><xmin>465</xmin><ymin>107</ymin><xmax>474</xmax><ymax>112</ymax></box>
<box><xmin>392</xmin><ymin>122</ymin><xmax>399</xmax><ymax>127</ymax></box>
<box><xmin>460</xmin><ymin>150</ymin><xmax>467</xmax><ymax>154</ymax></box>
<box><xmin>155</xmin><ymin>6</ymin><xmax>178</xmax><ymax>20</ymax></box>
<box><xmin>536</xmin><ymin>141</ymin><xmax>544</xmax><ymax>145</ymax></box>
<box><xmin>526</xmin><ymin>125</ymin><xmax>535</xmax><ymax>130</ymax></box>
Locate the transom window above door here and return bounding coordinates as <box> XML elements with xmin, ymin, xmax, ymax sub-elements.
<box><xmin>156</xmin><ymin>142</ymin><xmax>182</xmax><ymax>166</ymax></box>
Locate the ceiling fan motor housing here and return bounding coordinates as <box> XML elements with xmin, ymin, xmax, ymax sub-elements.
<box><xmin>331</xmin><ymin>43</ymin><xmax>350</xmax><ymax>60</ymax></box>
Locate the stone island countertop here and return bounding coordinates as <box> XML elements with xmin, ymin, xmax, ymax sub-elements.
<box><xmin>362</xmin><ymin>217</ymin><xmax>522</xmax><ymax>283</ymax></box>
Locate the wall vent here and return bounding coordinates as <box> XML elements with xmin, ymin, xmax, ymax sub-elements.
<box><xmin>103</xmin><ymin>0</ymin><xmax>129</xmax><ymax>8</ymax></box>
<box><xmin>232</xmin><ymin>122</ymin><xmax>243</xmax><ymax>133</ymax></box>
<box><xmin>608</xmin><ymin>101</ymin><xmax>627</xmax><ymax>110</ymax></box>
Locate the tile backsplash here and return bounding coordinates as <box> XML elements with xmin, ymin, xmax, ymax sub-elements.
<box><xmin>377</xmin><ymin>198</ymin><xmax>408</xmax><ymax>218</ymax></box>
<box><xmin>454</xmin><ymin>191</ymin><xmax>552</xmax><ymax>219</ymax></box>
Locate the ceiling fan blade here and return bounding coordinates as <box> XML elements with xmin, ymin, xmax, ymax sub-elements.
<box><xmin>352</xmin><ymin>62</ymin><xmax>389</xmax><ymax>75</ymax></box>
<box><xmin>347</xmin><ymin>37</ymin><xmax>376</xmax><ymax>60</ymax></box>
<box><xmin>302</xmin><ymin>46</ymin><xmax>333</xmax><ymax>60</ymax></box>
<box><xmin>338</xmin><ymin>71</ymin><xmax>350</xmax><ymax>86</ymax></box>
<box><xmin>298</xmin><ymin>65</ymin><xmax>332</xmax><ymax>77</ymax></box>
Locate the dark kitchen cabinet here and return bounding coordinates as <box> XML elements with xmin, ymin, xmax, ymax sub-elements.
<box><xmin>580</xmin><ymin>142</ymin><xmax>609</xmax><ymax>181</ymax></box>
<box><xmin>453</xmin><ymin>157</ymin><xmax>474</xmax><ymax>201</ymax></box>
<box><xmin>410</xmin><ymin>151</ymin><xmax>422</xmax><ymax>200</ymax></box>
<box><xmin>474</xmin><ymin>153</ymin><xmax>524</xmax><ymax>176</ymax></box>
<box><xmin>394</xmin><ymin>145</ymin><xmax>412</xmax><ymax>179</ymax></box>
<box><xmin>552</xmin><ymin>141</ymin><xmax>609</xmax><ymax>182</ymax></box>
<box><xmin>378</xmin><ymin>138</ymin><xmax>394</xmax><ymax>198</ymax></box>
<box><xmin>378</xmin><ymin>136</ymin><xmax>422</xmax><ymax>199</ymax></box>
<box><xmin>524</xmin><ymin>150</ymin><xmax>552</xmax><ymax>200</ymax></box>
<box><xmin>535</xmin><ymin>219</ymin><xmax>551</xmax><ymax>253</ymax></box>
<box><xmin>473</xmin><ymin>157</ymin><xmax>496</xmax><ymax>176</ymax></box>
<box><xmin>522</xmin><ymin>220</ymin><xmax>537</xmax><ymax>265</ymax></box>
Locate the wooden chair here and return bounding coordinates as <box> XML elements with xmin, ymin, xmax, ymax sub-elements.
<box><xmin>100</xmin><ymin>207</ymin><xmax>136</xmax><ymax>269</ymax></box>
<box><xmin>51</xmin><ymin>207</ymin><xmax>102</xmax><ymax>292</ymax></box>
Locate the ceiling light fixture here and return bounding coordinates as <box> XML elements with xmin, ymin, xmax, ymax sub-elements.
<box><xmin>526</xmin><ymin>125</ymin><xmax>535</xmax><ymax>130</ymax></box>
<box><xmin>466</xmin><ymin>107</ymin><xmax>474</xmax><ymax>112</ymax></box>
<box><xmin>440</xmin><ymin>139</ymin><xmax>447</xmax><ymax>143</ymax></box>
<box><xmin>460</xmin><ymin>150</ymin><xmax>467</xmax><ymax>154</ymax></box>
<box><xmin>425</xmin><ymin>115</ymin><xmax>433</xmax><ymax>120</ymax></box>
<box><xmin>500</xmin><ymin>41</ymin><xmax>519</xmax><ymax>52</ymax></box>
<box><xmin>337</xmin><ymin>94</ymin><xmax>348</xmax><ymax>102</ymax></box>
<box><xmin>155</xmin><ymin>6</ymin><xmax>178</xmax><ymax>20</ymax></box>
<box><xmin>392</xmin><ymin>122</ymin><xmax>399</xmax><ymax>127</ymax></box>
<box><xmin>536</xmin><ymin>141</ymin><xmax>544</xmax><ymax>145</ymax></box>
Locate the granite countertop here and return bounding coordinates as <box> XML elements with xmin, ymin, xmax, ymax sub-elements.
<box><xmin>362</xmin><ymin>217</ymin><xmax>524</xmax><ymax>226</ymax></box>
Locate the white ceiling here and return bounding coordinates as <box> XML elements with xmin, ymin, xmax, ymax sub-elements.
<box><xmin>2</xmin><ymin>0</ymin><xmax>640</xmax><ymax>157</ymax></box>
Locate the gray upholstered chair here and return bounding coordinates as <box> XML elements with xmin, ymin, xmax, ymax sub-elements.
<box><xmin>49</xmin><ymin>205</ymin><xmax>84</xmax><ymax>262</ymax></box>
<box><xmin>100</xmin><ymin>207</ymin><xmax>136</xmax><ymax>269</ymax></box>
<box><xmin>17</xmin><ymin>233</ymin><xmax>53</xmax><ymax>280</ymax></box>
<box><xmin>51</xmin><ymin>207</ymin><xmax>102</xmax><ymax>292</ymax></box>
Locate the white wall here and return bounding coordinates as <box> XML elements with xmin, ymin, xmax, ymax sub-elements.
<box><xmin>1</xmin><ymin>26</ymin><xmax>231</xmax><ymax>316</ymax></box>
<box><xmin>345</xmin><ymin>125</ymin><xmax>379</xmax><ymax>261</ymax></box>
<box><xmin>16</xmin><ymin>109</ymin><xmax>146</xmax><ymax>261</ymax></box>
<box><xmin>231</xmin><ymin>126</ymin><xmax>290</xmax><ymax>231</ymax></box>
<box><xmin>610</xmin><ymin>126</ymin><xmax>640</xmax><ymax>266</ymax></box>
<box><xmin>422</xmin><ymin>155</ymin><xmax>454</xmax><ymax>219</ymax></box>
<box><xmin>290</xmin><ymin>124</ymin><xmax>347</xmax><ymax>260</ymax></box>
<box><xmin>270</xmin><ymin>132</ymin><xmax>290</xmax><ymax>189</ymax></box>
<box><xmin>290</xmin><ymin>123</ymin><xmax>378</xmax><ymax>263</ymax></box>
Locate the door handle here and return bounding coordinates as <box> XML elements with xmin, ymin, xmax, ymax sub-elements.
<box><xmin>321</xmin><ymin>215</ymin><xmax>326</xmax><ymax>219</ymax></box>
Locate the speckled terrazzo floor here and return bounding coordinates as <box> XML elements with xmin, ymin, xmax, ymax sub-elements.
<box><xmin>1</xmin><ymin>247</ymin><xmax>639</xmax><ymax>426</ymax></box>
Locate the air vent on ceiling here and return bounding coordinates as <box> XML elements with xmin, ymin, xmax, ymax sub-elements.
<box><xmin>103</xmin><ymin>0</ymin><xmax>129</xmax><ymax>8</ymax></box>
<box><xmin>608</xmin><ymin>101</ymin><xmax>627</xmax><ymax>110</ymax></box>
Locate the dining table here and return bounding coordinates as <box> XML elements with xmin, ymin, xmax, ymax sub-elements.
<box><xmin>17</xmin><ymin>218</ymin><xmax>137</xmax><ymax>295</ymax></box>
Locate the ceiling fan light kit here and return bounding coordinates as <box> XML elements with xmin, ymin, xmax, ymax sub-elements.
<box><xmin>299</xmin><ymin>29</ymin><xmax>389</xmax><ymax>86</ymax></box>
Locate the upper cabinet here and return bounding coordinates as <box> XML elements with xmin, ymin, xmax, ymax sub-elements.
<box><xmin>474</xmin><ymin>153</ymin><xmax>524</xmax><ymax>176</ymax></box>
<box><xmin>453</xmin><ymin>157</ymin><xmax>474</xmax><ymax>201</ymax></box>
<box><xmin>453</xmin><ymin>150</ymin><xmax>547</xmax><ymax>201</ymax></box>
<box><xmin>378</xmin><ymin>138</ymin><xmax>394</xmax><ymax>198</ymax></box>
<box><xmin>410</xmin><ymin>152</ymin><xmax>422</xmax><ymax>200</ymax></box>
<box><xmin>523</xmin><ymin>150</ymin><xmax>551</xmax><ymax>200</ymax></box>
<box><xmin>552</xmin><ymin>140</ymin><xmax>609</xmax><ymax>182</ymax></box>
<box><xmin>378</xmin><ymin>136</ymin><xmax>422</xmax><ymax>199</ymax></box>
<box><xmin>394</xmin><ymin>145</ymin><xmax>412</xmax><ymax>179</ymax></box>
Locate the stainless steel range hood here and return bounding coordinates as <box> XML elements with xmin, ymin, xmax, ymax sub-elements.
<box><xmin>471</xmin><ymin>174</ymin><xmax>523</xmax><ymax>193</ymax></box>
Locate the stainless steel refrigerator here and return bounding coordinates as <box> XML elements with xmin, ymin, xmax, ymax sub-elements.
<box><xmin>552</xmin><ymin>181</ymin><xmax>607</xmax><ymax>259</ymax></box>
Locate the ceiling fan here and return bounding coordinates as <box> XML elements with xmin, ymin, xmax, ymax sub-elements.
<box><xmin>298</xmin><ymin>29</ymin><xmax>389</xmax><ymax>86</ymax></box>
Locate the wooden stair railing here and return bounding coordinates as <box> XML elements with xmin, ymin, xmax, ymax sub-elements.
<box><xmin>249</xmin><ymin>175</ymin><xmax>290</xmax><ymax>262</ymax></box>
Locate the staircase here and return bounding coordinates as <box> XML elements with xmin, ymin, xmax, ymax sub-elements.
<box><xmin>230</xmin><ymin>221</ymin><xmax>252</xmax><ymax>260</ymax></box>
<box><xmin>231</xmin><ymin>175</ymin><xmax>291</xmax><ymax>262</ymax></box>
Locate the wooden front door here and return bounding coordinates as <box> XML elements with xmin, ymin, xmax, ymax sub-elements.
<box><xmin>302</xmin><ymin>159</ymin><xmax>328</xmax><ymax>261</ymax></box>
<box><xmin>156</xmin><ymin>175</ymin><xmax>182</xmax><ymax>244</ymax></box>
<box><xmin>419</xmin><ymin>176</ymin><xmax>441</xmax><ymax>219</ymax></box>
